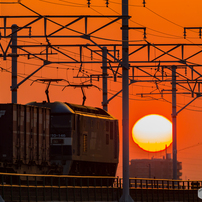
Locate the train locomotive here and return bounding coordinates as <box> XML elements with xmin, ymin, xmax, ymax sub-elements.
<box><xmin>0</xmin><ymin>101</ymin><xmax>119</xmax><ymax>177</ymax></box>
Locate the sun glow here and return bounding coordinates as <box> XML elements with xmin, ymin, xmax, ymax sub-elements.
<box><xmin>132</xmin><ymin>114</ymin><xmax>172</xmax><ymax>152</ymax></box>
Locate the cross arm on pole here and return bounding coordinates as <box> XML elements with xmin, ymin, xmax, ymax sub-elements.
<box><xmin>48</xmin><ymin>16</ymin><xmax>84</xmax><ymax>37</ymax></box>
<box><xmin>89</xmin><ymin>17</ymin><xmax>122</xmax><ymax>35</ymax></box>
<box><xmin>7</xmin><ymin>16</ymin><xmax>42</xmax><ymax>37</ymax></box>
<box><xmin>11</xmin><ymin>63</ymin><xmax>47</xmax><ymax>91</ymax></box>
<box><xmin>176</xmin><ymin>94</ymin><xmax>201</xmax><ymax>115</ymax></box>
<box><xmin>184</xmin><ymin>63</ymin><xmax>202</xmax><ymax>78</ymax></box>
<box><xmin>17</xmin><ymin>47</ymin><xmax>46</xmax><ymax>62</ymax></box>
<box><xmin>102</xmin><ymin>81</ymin><xmax>134</xmax><ymax>107</ymax></box>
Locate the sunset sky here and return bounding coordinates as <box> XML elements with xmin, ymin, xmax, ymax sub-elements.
<box><xmin>1</xmin><ymin>0</ymin><xmax>202</xmax><ymax>181</ymax></box>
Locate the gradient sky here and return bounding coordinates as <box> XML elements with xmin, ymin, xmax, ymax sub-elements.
<box><xmin>1</xmin><ymin>0</ymin><xmax>202</xmax><ymax>181</ymax></box>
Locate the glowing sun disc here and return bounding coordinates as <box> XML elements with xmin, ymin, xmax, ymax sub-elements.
<box><xmin>132</xmin><ymin>114</ymin><xmax>172</xmax><ymax>152</ymax></box>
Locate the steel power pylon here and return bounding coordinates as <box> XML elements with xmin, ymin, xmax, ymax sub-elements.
<box><xmin>119</xmin><ymin>0</ymin><xmax>134</xmax><ymax>201</ymax></box>
<box><xmin>135</xmin><ymin>64</ymin><xmax>202</xmax><ymax>180</ymax></box>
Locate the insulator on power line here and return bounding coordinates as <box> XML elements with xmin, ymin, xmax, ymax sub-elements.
<box><xmin>143</xmin><ymin>29</ymin><xmax>146</xmax><ymax>39</ymax></box>
<box><xmin>143</xmin><ymin>0</ymin><xmax>146</xmax><ymax>7</ymax></box>
<box><xmin>91</xmin><ymin>51</ymin><xmax>93</xmax><ymax>60</ymax></box>
<box><xmin>183</xmin><ymin>29</ymin><xmax>186</xmax><ymax>39</ymax></box>
<box><xmin>106</xmin><ymin>0</ymin><xmax>109</xmax><ymax>7</ymax></box>
<box><xmin>87</xmin><ymin>0</ymin><xmax>90</xmax><ymax>7</ymax></box>
<box><xmin>143</xmin><ymin>33</ymin><xmax>146</xmax><ymax>39</ymax></box>
<box><xmin>29</xmin><ymin>27</ymin><xmax>31</xmax><ymax>37</ymax></box>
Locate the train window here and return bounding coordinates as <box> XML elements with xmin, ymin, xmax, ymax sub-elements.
<box><xmin>110</xmin><ymin>122</ymin><xmax>113</xmax><ymax>140</ymax></box>
<box><xmin>106</xmin><ymin>121</ymin><xmax>109</xmax><ymax>132</ymax></box>
<box><xmin>83</xmin><ymin>134</ymin><xmax>87</xmax><ymax>152</ymax></box>
<box><xmin>106</xmin><ymin>134</ymin><xmax>109</xmax><ymax>145</ymax></box>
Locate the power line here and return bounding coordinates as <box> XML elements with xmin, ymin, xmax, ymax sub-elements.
<box><xmin>0</xmin><ymin>1</ymin><xmax>19</xmax><ymax>4</ymax></box>
<box><xmin>109</xmin><ymin>0</ymin><xmax>143</xmax><ymax>7</ymax></box>
<box><xmin>178</xmin><ymin>142</ymin><xmax>202</xmax><ymax>152</ymax></box>
<box><xmin>38</xmin><ymin>0</ymin><xmax>106</xmax><ymax>7</ymax></box>
<box><xmin>105</xmin><ymin>2</ymin><xmax>184</xmax><ymax>39</ymax></box>
<box><xmin>145</xmin><ymin>7</ymin><xmax>184</xmax><ymax>28</ymax></box>
<box><xmin>1</xmin><ymin>1</ymin><xmax>202</xmax><ymax>110</ymax></box>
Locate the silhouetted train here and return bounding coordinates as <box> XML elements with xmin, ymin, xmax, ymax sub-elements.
<box><xmin>0</xmin><ymin>102</ymin><xmax>119</xmax><ymax>177</ymax></box>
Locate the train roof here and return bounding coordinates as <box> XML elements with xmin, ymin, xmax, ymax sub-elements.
<box><xmin>65</xmin><ymin>103</ymin><xmax>110</xmax><ymax>116</ymax></box>
<box><xmin>27</xmin><ymin>101</ymin><xmax>115</xmax><ymax>118</ymax></box>
<box><xmin>27</xmin><ymin>101</ymin><xmax>74</xmax><ymax>114</ymax></box>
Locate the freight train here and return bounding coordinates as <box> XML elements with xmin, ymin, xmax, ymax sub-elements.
<box><xmin>0</xmin><ymin>102</ymin><xmax>119</xmax><ymax>177</ymax></box>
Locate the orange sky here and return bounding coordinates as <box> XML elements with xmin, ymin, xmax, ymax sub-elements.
<box><xmin>1</xmin><ymin>0</ymin><xmax>202</xmax><ymax>181</ymax></box>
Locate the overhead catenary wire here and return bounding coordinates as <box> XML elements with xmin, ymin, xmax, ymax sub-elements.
<box><xmin>0</xmin><ymin>1</ymin><xmax>19</xmax><ymax>4</ymax></box>
<box><xmin>3</xmin><ymin>52</ymin><xmax>202</xmax><ymax>112</ymax></box>
<box><xmin>15</xmin><ymin>0</ymin><xmax>197</xmax><ymax>42</ymax></box>
<box><xmin>16</xmin><ymin>1</ymin><xmax>143</xmax><ymax>42</ymax></box>
<box><xmin>39</xmin><ymin>0</ymin><xmax>106</xmax><ymax>7</ymax></box>
<box><xmin>34</xmin><ymin>0</ymin><xmax>200</xmax><ymax>38</ymax></box>
<box><xmin>108</xmin><ymin>5</ymin><xmax>185</xmax><ymax>39</ymax></box>
<box><xmin>0</xmin><ymin>63</ymin><xmax>178</xmax><ymax>103</ymax></box>
<box><xmin>108</xmin><ymin>0</ymin><xmax>142</xmax><ymax>7</ymax></box>
<box><xmin>1</xmin><ymin>0</ymin><xmax>202</xmax><ymax>112</ymax></box>
<box><xmin>109</xmin><ymin>2</ymin><xmax>201</xmax><ymax>39</ymax></box>
<box><xmin>178</xmin><ymin>142</ymin><xmax>202</xmax><ymax>152</ymax></box>
<box><xmin>18</xmin><ymin>0</ymin><xmax>200</xmax><ymax>40</ymax></box>
<box><xmin>20</xmin><ymin>0</ymin><xmax>185</xmax><ymax>41</ymax></box>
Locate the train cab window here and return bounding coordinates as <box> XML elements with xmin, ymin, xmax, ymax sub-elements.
<box><xmin>106</xmin><ymin>121</ymin><xmax>109</xmax><ymax>132</ymax></box>
<box><xmin>110</xmin><ymin>122</ymin><xmax>113</xmax><ymax>140</ymax></box>
<box><xmin>83</xmin><ymin>134</ymin><xmax>87</xmax><ymax>152</ymax></box>
<box><xmin>51</xmin><ymin>114</ymin><xmax>72</xmax><ymax>128</ymax></box>
<box><xmin>106</xmin><ymin>134</ymin><xmax>109</xmax><ymax>145</ymax></box>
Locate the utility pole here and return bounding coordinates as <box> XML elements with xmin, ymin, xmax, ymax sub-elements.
<box><xmin>11</xmin><ymin>24</ymin><xmax>18</xmax><ymax>104</ymax></box>
<box><xmin>102</xmin><ymin>47</ymin><xmax>108</xmax><ymax>111</ymax></box>
<box><xmin>172</xmin><ymin>65</ymin><xmax>177</xmax><ymax>179</ymax></box>
<box><xmin>120</xmin><ymin>0</ymin><xmax>134</xmax><ymax>201</ymax></box>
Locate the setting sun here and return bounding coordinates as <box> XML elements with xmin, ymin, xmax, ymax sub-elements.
<box><xmin>132</xmin><ymin>114</ymin><xmax>172</xmax><ymax>152</ymax></box>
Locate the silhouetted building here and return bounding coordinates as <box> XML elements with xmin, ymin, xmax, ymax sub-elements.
<box><xmin>129</xmin><ymin>154</ymin><xmax>182</xmax><ymax>179</ymax></box>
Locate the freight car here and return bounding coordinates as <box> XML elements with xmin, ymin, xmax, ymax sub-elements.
<box><xmin>0</xmin><ymin>102</ymin><xmax>119</xmax><ymax>178</ymax></box>
<box><xmin>0</xmin><ymin>103</ymin><xmax>50</xmax><ymax>174</ymax></box>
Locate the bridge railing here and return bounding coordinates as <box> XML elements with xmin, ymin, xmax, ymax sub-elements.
<box><xmin>0</xmin><ymin>172</ymin><xmax>120</xmax><ymax>201</ymax></box>
<box><xmin>0</xmin><ymin>172</ymin><xmax>201</xmax><ymax>201</ymax></box>
<box><xmin>127</xmin><ymin>177</ymin><xmax>202</xmax><ymax>190</ymax></box>
<box><xmin>1</xmin><ymin>172</ymin><xmax>201</xmax><ymax>190</ymax></box>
